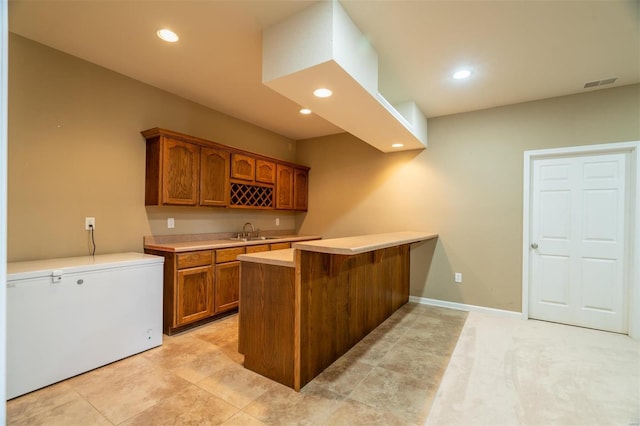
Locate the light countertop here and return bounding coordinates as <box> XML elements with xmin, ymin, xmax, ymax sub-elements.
<box><xmin>236</xmin><ymin>232</ymin><xmax>438</xmax><ymax>266</ymax></box>
<box><xmin>292</xmin><ymin>231</ymin><xmax>437</xmax><ymax>255</ymax></box>
<box><xmin>144</xmin><ymin>234</ymin><xmax>320</xmax><ymax>253</ymax></box>
<box><xmin>238</xmin><ymin>248</ymin><xmax>295</xmax><ymax>268</ymax></box>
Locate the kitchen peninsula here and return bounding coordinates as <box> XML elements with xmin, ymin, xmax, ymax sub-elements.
<box><xmin>238</xmin><ymin>231</ymin><xmax>438</xmax><ymax>391</ymax></box>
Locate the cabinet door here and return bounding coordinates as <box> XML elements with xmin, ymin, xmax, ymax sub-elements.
<box><xmin>255</xmin><ymin>160</ymin><xmax>276</xmax><ymax>184</ymax></box>
<box><xmin>294</xmin><ymin>168</ymin><xmax>308</xmax><ymax>211</ymax></box>
<box><xmin>276</xmin><ymin>164</ymin><xmax>294</xmax><ymax>210</ymax></box>
<box><xmin>200</xmin><ymin>148</ymin><xmax>230</xmax><ymax>206</ymax></box>
<box><xmin>215</xmin><ymin>261</ymin><xmax>240</xmax><ymax>313</ymax></box>
<box><xmin>162</xmin><ymin>137</ymin><xmax>199</xmax><ymax>205</ymax></box>
<box><xmin>231</xmin><ymin>153</ymin><xmax>255</xmax><ymax>181</ymax></box>
<box><xmin>176</xmin><ymin>265</ymin><xmax>213</xmax><ymax>326</ymax></box>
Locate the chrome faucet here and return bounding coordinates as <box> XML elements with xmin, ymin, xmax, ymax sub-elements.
<box><xmin>241</xmin><ymin>222</ymin><xmax>256</xmax><ymax>239</ymax></box>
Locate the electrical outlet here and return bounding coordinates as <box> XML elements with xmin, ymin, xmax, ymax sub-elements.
<box><xmin>167</xmin><ymin>218</ymin><xmax>175</xmax><ymax>229</ymax></box>
<box><xmin>85</xmin><ymin>217</ymin><xmax>95</xmax><ymax>230</ymax></box>
<box><xmin>454</xmin><ymin>272</ymin><xmax>462</xmax><ymax>283</ymax></box>
<box><xmin>276</xmin><ymin>218</ymin><xmax>280</xmax><ymax>226</ymax></box>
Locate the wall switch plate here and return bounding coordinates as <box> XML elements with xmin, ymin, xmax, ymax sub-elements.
<box><xmin>275</xmin><ymin>218</ymin><xmax>280</xmax><ymax>226</ymax></box>
<box><xmin>167</xmin><ymin>218</ymin><xmax>175</xmax><ymax>229</ymax></box>
<box><xmin>454</xmin><ymin>272</ymin><xmax>462</xmax><ymax>283</ymax></box>
<box><xmin>85</xmin><ymin>217</ymin><xmax>95</xmax><ymax>230</ymax></box>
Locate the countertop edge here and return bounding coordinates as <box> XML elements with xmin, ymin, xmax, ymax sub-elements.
<box><xmin>143</xmin><ymin>235</ymin><xmax>321</xmax><ymax>253</ymax></box>
<box><xmin>291</xmin><ymin>232</ymin><xmax>438</xmax><ymax>255</ymax></box>
<box><xmin>238</xmin><ymin>248</ymin><xmax>295</xmax><ymax>268</ymax></box>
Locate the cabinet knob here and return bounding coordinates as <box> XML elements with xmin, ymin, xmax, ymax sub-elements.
<box><xmin>530</xmin><ymin>243</ymin><xmax>539</xmax><ymax>249</ymax></box>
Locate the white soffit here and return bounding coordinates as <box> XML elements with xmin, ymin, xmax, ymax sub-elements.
<box><xmin>262</xmin><ymin>0</ymin><xmax>427</xmax><ymax>153</ymax></box>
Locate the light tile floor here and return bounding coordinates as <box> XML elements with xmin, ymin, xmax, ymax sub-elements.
<box><xmin>7</xmin><ymin>303</ymin><xmax>467</xmax><ymax>425</ymax></box>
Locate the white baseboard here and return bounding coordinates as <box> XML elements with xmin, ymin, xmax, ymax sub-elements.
<box><xmin>409</xmin><ymin>296</ymin><xmax>523</xmax><ymax>319</ymax></box>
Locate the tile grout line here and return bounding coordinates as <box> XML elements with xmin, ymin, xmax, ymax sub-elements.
<box><xmin>342</xmin><ymin>308</ymin><xmax>466</xmax><ymax>422</ymax></box>
<box><xmin>341</xmin><ymin>311</ymin><xmax>419</xmax><ymax>403</ymax></box>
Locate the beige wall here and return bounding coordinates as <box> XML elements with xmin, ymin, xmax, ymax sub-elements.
<box><xmin>8</xmin><ymin>34</ymin><xmax>297</xmax><ymax>262</ymax></box>
<box><xmin>296</xmin><ymin>84</ymin><xmax>640</xmax><ymax>312</ymax></box>
<box><xmin>9</xmin><ymin>34</ymin><xmax>640</xmax><ymax>313</ymax></box>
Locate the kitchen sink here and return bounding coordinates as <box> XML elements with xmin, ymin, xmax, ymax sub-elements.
<box><xmin>227</xmin><ymin>236</ymin><xmax>281</xmax><ymax>242</ymax></box>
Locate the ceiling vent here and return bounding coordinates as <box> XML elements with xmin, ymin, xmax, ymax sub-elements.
<box><xmin>262</xmin><ymin>0</ymin><xmax>427</xmax><ymax>153</ymax></box>
<box><xmin>584</xmin><ymin>77</ymin><xmax>618</xmax><ymax>89</ymax></box>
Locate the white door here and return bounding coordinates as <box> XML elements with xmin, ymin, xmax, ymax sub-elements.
<box><xmin>529</xmin><ymin>153</ymin><xmax>627</xmax><ymax>333</ymax></box>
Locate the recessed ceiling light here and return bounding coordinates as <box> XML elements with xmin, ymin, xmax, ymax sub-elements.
<box><xmin>300</xmin><ymin>108</ymin><xmax>312</xmax><ymax>115</ymax></box>
<box><xmin>313</xmin><ymin>88</ymin><xmax>333</xmax><ymax>98</ymax></box>
<box><xmin>157</xmin><ymin>29</ymin><xmax>179</xmax><ymax>43</ymax></box>
<box><xmin>391</xmin><ymin>143</ymin><xmax>404</xmax><ymax>148</ymax></box>
<box><xmin>453</xmin><ymin>69</ymin><xmax>471</xmax><ymax>80</ymax></box>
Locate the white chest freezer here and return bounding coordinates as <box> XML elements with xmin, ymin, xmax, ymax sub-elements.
<box><xmin>6</xmin><ymin>252</ymin><xmax>164</xmax><ymax>399</ymax></box>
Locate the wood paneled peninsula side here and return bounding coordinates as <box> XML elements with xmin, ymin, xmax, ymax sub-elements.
<box><xmin>238</xmin><ymin>231</ymin><xmax>438</xmax><ymax>391</ymax></box>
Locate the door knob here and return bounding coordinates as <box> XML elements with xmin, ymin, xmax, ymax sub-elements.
<box><xmin>531</xmin><ymin>243</ymin><xmax>539</xmax><ymax>249</ymax></box>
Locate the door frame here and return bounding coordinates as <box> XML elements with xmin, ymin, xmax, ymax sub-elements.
<box><xmin>522</xmin><ymin>141</ymin><xmax>640</xmax><ymax>339</ymax></box>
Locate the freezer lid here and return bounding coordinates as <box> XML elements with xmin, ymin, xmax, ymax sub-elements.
<box><xmin>7</xmin><ymin>252</ymin><xmax>164</xmax><ymax>282</ymax></box>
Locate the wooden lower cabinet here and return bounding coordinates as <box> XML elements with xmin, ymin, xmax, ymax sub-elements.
<box><xmin>175</xmin><ymin>250</ymin><xmax>215</xmax><ymax>327</ymax></box>
<box><xmin>215</xmin><ymin>261</ymin><xmax>240</xmax><ymax>313</ymax></box>
<box><xmin>176</xmin><ymin>265</ymin><xmax>213</xmax><ymax>326</ymax></box>
<box><xmin>142</xmin><ymin>248</ymin><xmax>216</xmax><ymax>334</ymax></box>
<box><xmin>213</xmin><ymin>246</ymin><xmax>245</xmax><ymax>314</ymax></box>
<box><xmin>146</xmin><ymin>242</ymin><xmax>297</xmax><ymax>335</ymax></box>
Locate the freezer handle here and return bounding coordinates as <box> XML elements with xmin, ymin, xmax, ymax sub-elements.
<box><xmin>51</xmin><ymin>269</ymin><xmax>63</xmax><ymax>284</ymax></box>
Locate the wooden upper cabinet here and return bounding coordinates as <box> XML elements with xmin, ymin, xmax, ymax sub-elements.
<box><xmin>162</xmin><ymin>137</ymin><xmax>199</xmax><ymax>205</ymax></box>
<box><xmin>255</xmin><ymin>160</ymin><xmax>276</xmax><ymax>184</ymax></box>
<box><xmin>294</xmin><ymin>168</ymin><xmax>309</xmax><ymax>211</ymax></box>
<box><xmin>200</xmin><ymin>147</ymin><xmax>230</xmax><ymax>207</ymax></box>
<box><xmin>276</xmin><ymin>164</ymin><xmax>294</xmax><ymax>210</ymax></box>
<box><xmin>143</xmin><ymin>128</ymin><xmax>309</xmax><ymax>211</ymax></box>
<box><xmin>231</xmin><ymin>153</ymin><xmax>255</xmax><ymax>181</ymax></box>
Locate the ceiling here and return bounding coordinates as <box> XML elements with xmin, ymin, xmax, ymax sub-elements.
<box><xmin>8</xmin><ymin>0</ymin><xmax>640</xmax><ymax>142</ymax></box>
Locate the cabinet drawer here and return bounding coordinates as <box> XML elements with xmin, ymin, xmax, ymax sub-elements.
<box><xmin>270</xmin><ymin>242</ymin><xmax>291</xmax><ymax>251</ymax></box>
<box><xmin>216</xmin><ymin>247</ymin><xmax>246</xmax><ymax>263</ymax></box>
<box><xmin>246</xmin><ymin>244</ymin><xmax>270</xmax><ymax>254</ymax></box>
<box><xmin>177</xmin><ymin>250</ymin><xmax>213</xmax><ymax>269</ymax></box>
